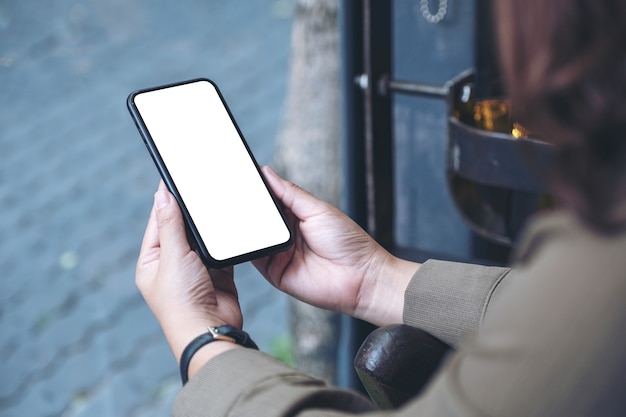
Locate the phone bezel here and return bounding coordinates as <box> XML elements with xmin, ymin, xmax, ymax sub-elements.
<box><xmin>127</xmin><ymin>78</ymin><xmax>293</xmax><ymax>268</ymax></box>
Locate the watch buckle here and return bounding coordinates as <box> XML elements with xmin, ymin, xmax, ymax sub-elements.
<box><xmin>207</xmin><ymin>326</ymin><xmax>236</xmax><ymax>343</ymax></box>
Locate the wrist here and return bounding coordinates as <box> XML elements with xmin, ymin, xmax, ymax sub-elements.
<box><xmin>159</xmin><ymin>312</ymin><xmax>233</xmax><ymax>364</ymax></box>
<box><xmin>356</xmin><ymin>254</ymin><xmax>419</xmax><ymax>326</ymax></box>
<box><xmin>184</xmin><ymin>338</ymin><xmax>242</xmax><ymax>382</ymax></box>
<box><xmin>179</xmin><ymin>325</ymin><xmax>258</xmax><ymax>384</ymax></box>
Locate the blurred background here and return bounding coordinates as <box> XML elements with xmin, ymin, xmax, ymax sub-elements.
<box><xmin>0</xmin><ymin>1</ymin><xmax>296</xmax><ymax>415</ymax></box>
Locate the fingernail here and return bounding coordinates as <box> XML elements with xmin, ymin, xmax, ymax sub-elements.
<box><xmin>154</xmin><ymin>190</ymin><xmax>171</xmax><ymax>209</ymax></box>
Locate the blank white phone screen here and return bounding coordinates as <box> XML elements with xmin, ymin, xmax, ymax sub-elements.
<box><xmin>134</xmin><ymin>80</ymin><xmax>290</xmax><ymax>261</ymax></box>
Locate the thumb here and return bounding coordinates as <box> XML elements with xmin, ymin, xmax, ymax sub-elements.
<box><xmin>262</xmin><ymin>165</ymin><xmax>329</xmax><ymax>220</ymax></box>
<box><xmin>154</xmin><ymin>189</ymin><xmax>190</xmax><ymax>257</ymax></box>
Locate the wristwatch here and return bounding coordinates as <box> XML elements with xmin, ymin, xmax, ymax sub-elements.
<box><xmin>179</xmin><ymin>325</ymin><xmax>259</xmax><ymax>384</ymax></box>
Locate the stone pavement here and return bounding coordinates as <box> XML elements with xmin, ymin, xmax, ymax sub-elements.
<box><xmin>0</xmin><ymin>1</ymin><xmax>294</xmax><ymax>416</ymax></box>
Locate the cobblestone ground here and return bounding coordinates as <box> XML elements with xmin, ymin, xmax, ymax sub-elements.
<box><xmin>0</xmin><ymin>1</ymin><xmax>294</xmax><ymax>416</ymax></box>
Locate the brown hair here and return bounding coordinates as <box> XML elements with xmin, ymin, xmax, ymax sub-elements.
<box><xmin>493</xmin><ymin>0</ymin><xmax>626</xmax><ymax>232</ymax></box>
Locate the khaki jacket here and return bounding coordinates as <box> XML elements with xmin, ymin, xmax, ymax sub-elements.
<box><xmin>174</xmin><ymin>211</ymin><xmax>626</xmax><ymax>416</ymax></box>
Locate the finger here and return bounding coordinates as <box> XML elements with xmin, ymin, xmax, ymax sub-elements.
<box><xmin>138</xmin><ymin>180</ymin><xmax>168</xmax><ymax>263</ymax></box>
<box><xmin>153</xmin><ymin>188</ymin><xmax>190</xmax><ymax>258</ymax></box>
<box><xmin>137</xmin><ymin>204</ymin><xmax>160</xmax><ymax>270</ymax></box>
<box><xmin>262</xmin><ymin>165</ymin><xmax>330</xmax><ymax>220</ymax></box>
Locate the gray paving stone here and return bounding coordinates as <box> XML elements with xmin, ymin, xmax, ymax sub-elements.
<box><xmin>236</xmin><ymin>262</ymin><xmax>290</xmax><ymax>352</ymax></box>
<box><xmin>130</xmin><ymin>377</ymin><xmax>179</xmax><ymax>417</ymax></box>
<box><xmin>0</xmin><ymin>1</ymin><xmax>294</xmax><ymax>415</ymax></box>
<box><xmin>59</xmin><ymin>341</ymin><xmax>177</xmax><ymax>417</ymax></box>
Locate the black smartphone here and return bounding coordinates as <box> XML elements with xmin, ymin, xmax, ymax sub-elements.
<box><xmin>127</xmin><ymin>78</ymin><xmax>292</xmax><ymax>268</ymax></box>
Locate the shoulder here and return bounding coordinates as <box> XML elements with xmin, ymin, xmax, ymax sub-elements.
<box><xmin>451</xmin><ymin>211</ymin><xmax>626</xmax><ymax>415</ymax></box>
<box><xmin>514</xmin><ymin>209</ymin><xmax>626</xmax><ymax>269</ymax></box>
<box><xmin>502</xmin><ymin>210</ymin><xmax>626</xmax><ymax>332</ymax></box>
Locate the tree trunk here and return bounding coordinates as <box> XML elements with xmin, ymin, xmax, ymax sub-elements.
<box><xmin>273</xmin><ymin>0</ymin><xmax>341</xmax><ymax>383</ymax></box>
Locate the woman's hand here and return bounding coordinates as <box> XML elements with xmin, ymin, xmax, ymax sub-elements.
<box><xmin>136</xmin><ymin>181</ymin><xmax>242</xmax><ymax>374</ymax></box>
<box><xmin>254</xmin><ymin>167</ymin><xmax>419</xmax><ymax>326</ymax></box>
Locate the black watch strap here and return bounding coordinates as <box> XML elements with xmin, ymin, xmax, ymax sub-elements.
<box><xmin>179</xmin><ymin>325</ymin><xmax>258</xmax><ymax>385</ymax></box>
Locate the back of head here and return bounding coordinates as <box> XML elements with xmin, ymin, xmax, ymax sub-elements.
<box><xmin>493</xmin><ymin>0</ymin><xmax>626</xmax><ymax>233</ymax></box>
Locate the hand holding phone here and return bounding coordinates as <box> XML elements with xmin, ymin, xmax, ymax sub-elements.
<box><xmin>128</xmin><ymin>79</ymin><xmax>292</xmax><ymax>268</ymax></box>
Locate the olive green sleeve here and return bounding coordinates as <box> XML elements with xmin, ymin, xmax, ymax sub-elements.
<box><xmin>403</xmin><ymin>259</ymin><xmax>513</xmax><ymax>348</ymax></box>
<box><xmin>173</xmin><ymin>349</ymin><xmax>375</xmax><ymax>417</ymax></box>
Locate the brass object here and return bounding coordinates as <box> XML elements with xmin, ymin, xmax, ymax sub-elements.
<box><xmin>471</xmin><ymin>99</ymin><xmax>529</xmax><ymax>138</ymax></box>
